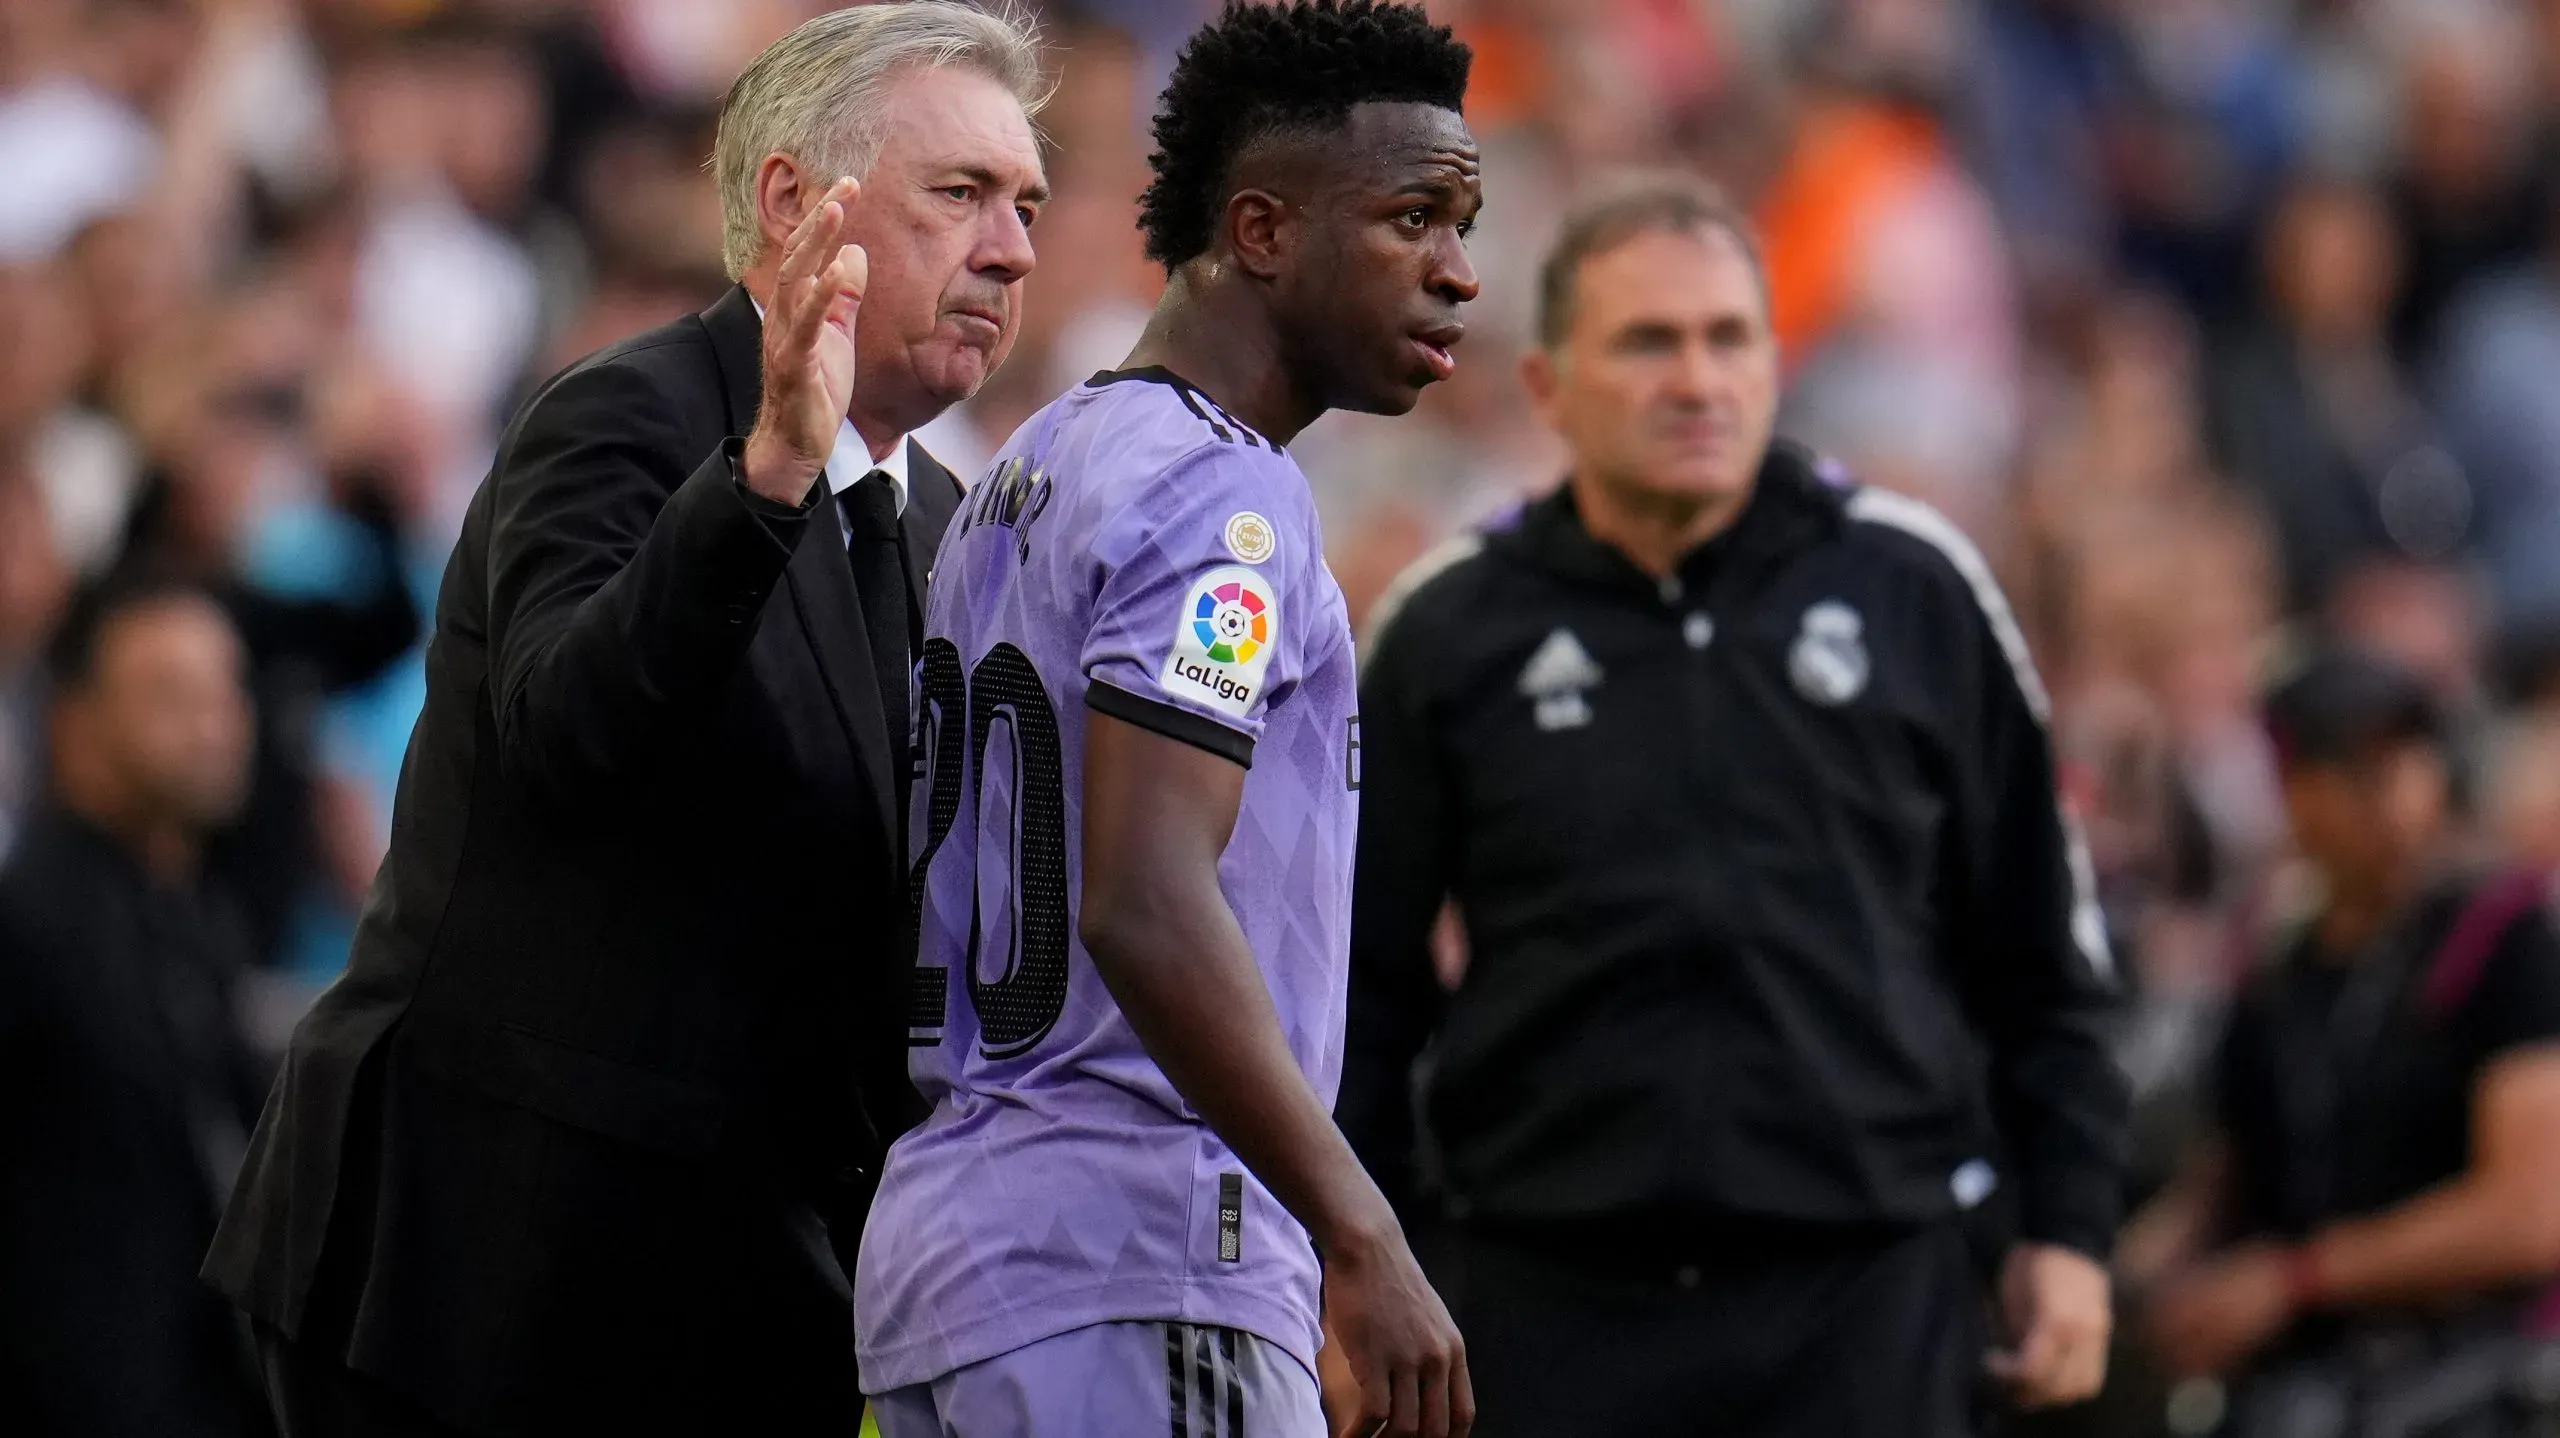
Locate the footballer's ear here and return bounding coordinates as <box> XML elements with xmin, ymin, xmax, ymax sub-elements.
<box><xmin>1226</xmin><ymin>189</ymin><xmax>1296</xmax><ymax>282</ymax></box>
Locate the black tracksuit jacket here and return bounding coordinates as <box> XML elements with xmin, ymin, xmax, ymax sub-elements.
<box><xmin>1338</xmin><ymin>445</ymin><xmax>2131</xmax><ymax>1259</ymax></box>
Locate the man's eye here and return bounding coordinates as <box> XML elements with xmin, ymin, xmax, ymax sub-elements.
<box><xmin>944</xmin><ymin>185</ymin><xmax>974</xmax><ymax>203</ymax></box>
<box><xmin>1017</xmin><ymin>207</ymin><xmax>1037</xmax><ymax>229</ymax></box>
<box><xmin>1399</xmin><ymin>207</ymin><xmax>1431</xmax><ymax>230</ymax></box>
<box><xmin>1456</xmin><ymin>218</ymin><xmax>1477</xmax><ymax>240</ymax></box>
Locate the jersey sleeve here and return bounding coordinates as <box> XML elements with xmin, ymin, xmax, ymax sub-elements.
<box><xmin>1079</xmin><ymin>442</ymin><xmax>1310</xmax><ymax>769</ymax></box>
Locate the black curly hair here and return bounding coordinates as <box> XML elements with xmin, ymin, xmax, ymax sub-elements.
<box><xmin>1137</xmin><ymin>1</ymin><xmax>1472</xmax><ymax>269</ymax></box>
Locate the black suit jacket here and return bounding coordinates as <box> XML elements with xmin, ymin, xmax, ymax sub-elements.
<box><xmin>203</xmin><ymin>286</ymin><xmax>962</xmax><ymax>1435</ymax></box>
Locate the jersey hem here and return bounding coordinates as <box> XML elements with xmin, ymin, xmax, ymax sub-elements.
<box><xmin>856</xmin><ymin>1278</ymin><xmax>1320</xmax><ymax>1395</ymax></box>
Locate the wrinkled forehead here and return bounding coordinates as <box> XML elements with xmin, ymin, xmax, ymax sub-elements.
<box><xmin>877</xmin><ymin>65</ymin><xmax>1046</xmax><ymax>190</ymax></box>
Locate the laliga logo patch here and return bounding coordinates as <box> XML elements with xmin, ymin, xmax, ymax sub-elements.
<box><xmin>1193</xmin><ymin>578</ymin><xmax>1270</xmax><ymax>663</ymax></box>
<box><xmin>1789</xmin><ymin>601</ymin><xmax>1869</xmax><ymax>706</ymax></box>
<box><xmin>1224</xmin><ymin>511</ymin><xmax>1276</xmax><ymax>565</ymax></box>
<box><xmin>1162</xmin><ymin>565</ymin><xmax>1280</xmax><ymax>719</ymax></box>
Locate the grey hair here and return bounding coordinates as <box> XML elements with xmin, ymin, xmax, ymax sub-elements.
<box><xmin>713</xmin><ymin>2</ymin><xmax>1050</xmax><ymax>281</ymax></box>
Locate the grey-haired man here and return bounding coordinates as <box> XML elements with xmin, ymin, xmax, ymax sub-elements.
<box><xmin>203</xmin><ymin>8</ymin><xmax>1049</xmax><ymax>1434</ymax></box>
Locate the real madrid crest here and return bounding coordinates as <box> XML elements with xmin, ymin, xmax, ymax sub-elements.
<box><xmin>1788</xmin><ymin>601</ymin><xmax>1869</xmax><ymax>706</ymax></box>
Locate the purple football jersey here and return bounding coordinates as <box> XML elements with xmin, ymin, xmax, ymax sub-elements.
<box><xmin>855</xmin><ymin>369</ymin><xmax>1361</xmax><ymax>1393</ymax></box>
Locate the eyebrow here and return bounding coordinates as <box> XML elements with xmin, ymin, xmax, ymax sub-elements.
<box><xmin>944</xmin><ymin>162</ymin><xmax>1051</xmax><ymax>207</ymax></box>
<box><xmin>1391</xmin><ymin>170</ymin><xmax>1479</xmax><ymax>210</ymax></box>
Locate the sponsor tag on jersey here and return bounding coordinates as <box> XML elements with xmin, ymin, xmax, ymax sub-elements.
<box><xmin>1162</xmin><ymin>566</ymin><xmax>1280</xmax><ymax>718</ymax></box>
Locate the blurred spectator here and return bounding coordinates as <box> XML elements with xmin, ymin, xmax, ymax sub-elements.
<box><xmin>0</xmin><ymin>0</ymin><xmax>167</xmax><ymax>265</ymax></box>
<box><xmin>2322</xmin><ymin>556</ymin><xmax>2487</xmax><ymax>710</ymax></box>
<box><xmin>2207</xmin><ymin>177</ymin><xmax>2468</xmax><ymax>618</ymax></box>
<box><xmin>2132</xmin><ymin>649</ymin><xmax>2560</xmax><ymax>1436</ymax></box>
<box><xmin>333</xmin><ymin>20</ymin><xmax>545</xmax><ymax>498</ymax></box>
<box><xmin>2290</xmin><ymin>0</ymin><xmax>2404</xmax><ymax>181</ymax></box>
<box><xmin>2111</xmin><ymin>0</ymin><xmax>2299</xmax><ymax>324</ymax></box>
<box><xmin>106</xmin><ymin>290</ymin><xmax>423</xmax><ymax>973</ymax></box>
<box><xmin>1960</xmin><ymin>0</ymin><xmax>2142</xmax><ymax>313</ymax></box>
<box><xmin>2489</xmin><ymin>706</ymin><xmax>2560</xmax><ymax>875</ymax></box>
<box><xmin>2433</xmin><ymin>189</ymin><xmax>2560</xmax><ymax>641</ymax></box>
<box><xmin>0</xmin><ymin>475</ymin><xmax>70</xmax><ymax>862</ymax></box>
<box><xmin>1747</xmin><ymin>0</ymin><xmax>2023</xmax><ymax>533</ymax></box>
<box><xmin>0</xmin><ymin>575</ymin><xmax>268</xmax><ymax>1438</ymax></box>
<box><xmin>2384</xmin><ymin>0</ymin><xmax>2549</xmax><ymax>364</ymax></box>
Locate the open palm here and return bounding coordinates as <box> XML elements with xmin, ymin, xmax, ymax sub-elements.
<box><xmin>744</xmin><ymin>175</ymin><xmax>869</xmax><ymax>503</ymax></box>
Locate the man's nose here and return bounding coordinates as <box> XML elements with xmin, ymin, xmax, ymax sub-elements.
<box><xmin>975</xmin><ymin>204</ymin><xmax>1036</xmax><ymax>285</ymax></box>
<box><xmin>1665</xmin><ymin>336</ymin><xmax>1719</xmax><ymax>401</ymax></box>
<box><xmin>1431</xmin><ymin>229</ymin><xmax>1480</xmax><ymax>306</ymax></box>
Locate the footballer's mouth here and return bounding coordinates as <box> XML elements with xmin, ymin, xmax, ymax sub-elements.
<box><xmin>1408</xmin><ymin>321</ymin><xmax>1465</xmax><ymax>382</ymax></box>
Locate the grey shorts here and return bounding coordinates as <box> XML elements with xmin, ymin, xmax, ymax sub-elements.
<box><xmin>871</xmin><ymin>1319</ymin><xmax>1324</xmax><ymax>1438</ymax></box>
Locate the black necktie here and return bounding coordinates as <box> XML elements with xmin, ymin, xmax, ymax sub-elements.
<box><xmin>837</xmin><ymin>472</ymin><xmax>911</xmax><ymax>784</ymax></box>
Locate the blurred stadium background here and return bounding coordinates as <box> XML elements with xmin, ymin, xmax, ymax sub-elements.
<box><xmin>6</xmin><ymin>0</ymin><xmax>2560</xmax><ymax>1432</ymax></box>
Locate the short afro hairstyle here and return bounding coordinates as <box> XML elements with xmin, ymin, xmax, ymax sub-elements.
<box><xmin>1138</xmin><ymin>1</ymin><xmax>1471</xmax><ymax>269</ymax></box>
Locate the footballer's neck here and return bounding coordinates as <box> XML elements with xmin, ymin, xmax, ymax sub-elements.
<box><xmin>1122</xmin><ymin>268</ymin><xmax>1320</xmax><ymax>445</ymax></box>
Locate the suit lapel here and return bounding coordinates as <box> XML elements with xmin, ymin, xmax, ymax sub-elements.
<box><xmin>901</xmin><ymin>440</ymin><xmax>966</xmax><ymax>600</ymax></box>
<box><xmin>698</xmin><ymin>286</ymin><xmax>764</xmax><ymax>439</ymax></box>
<box><xmin>697</xmin><ymin>286</ymin><xmax>898</xmax><ymax>840</ymax></box>
<box><xmin>784</xmin><ymin>507</ymin><xmax>898</xmax><ymax>842</ymax></box>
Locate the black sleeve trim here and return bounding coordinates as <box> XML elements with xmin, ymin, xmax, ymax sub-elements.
<box><xmin>1086</xmin><ymin>679</ymin><xmax>1254</xmax><ymax>769</ymax></box>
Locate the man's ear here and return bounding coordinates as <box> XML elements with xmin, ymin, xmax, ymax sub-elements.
<box><xmin>755</xmin><ymin>153</ymin><xmax>815</xmax><ymax>260</ymax></box>
<box><xmin>1226</xmin><ymin>189</ymin><xmax>1294</xmax><ymax>281</ymax></box>
<box><xmin>1521</xmin><ymin>345</ymin><xmax>1562</xmax><ymax>429</ymax></box>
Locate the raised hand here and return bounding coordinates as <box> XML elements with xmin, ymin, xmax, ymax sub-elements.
<box><xmin>742</xmin><ymin>175</ymin><xmax>868</xmax><ymax>504</ymax></box>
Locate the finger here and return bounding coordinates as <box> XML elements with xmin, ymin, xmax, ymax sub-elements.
<box><xmin>819</xmin><ymin>244</ymin><xmax>868</xmax><ymax>336</ymax></box>
<box><xmin>833</xmin><ymin>240</ymin><xmax>869</xmax><ymax>306</ymax></box>
<box><xmin>807</xmin><ymin>252</ymin><xmax>857</xmax><ymax>341</ymax></box>
<box><xmin>807</xmin><ymin>177</ymin><xmax>859</xmax><ymax>274</ymax></box>
<box><xmin>2029</xmin><ymin>1340</ymin><xmax>2092</xmax><ymax>1408</ymax></box>
<box><xmin>2064</xmin><ymin>1335</ymin><xmax>2112</xmax><ymax>1403</ymax></box>
<box><xmin>1354</xmin><ymin>1354</ymin><xmax>1393</xmax><ymax>1438</ymax></box>
<box><xmin>1356</xmin><ymin>1383</ymin><xmax>1392</xmax><ymax>1438</ymax></box>
<box><xmin>1417</xmin><ymin>1355</ymin><xmax>1450</xmax><ymax>1438</ymax></box>
<box><xmin>776</xmin><ymin>182</ymin><xmax>856</xmax><ymax>326</ymax></box>
<box><xmin>785</xmin><ymin>243</ymin><xmax>858</xmax><ymax>357</ymax></box>
<box><xmin>1449</xmin><ymin>1345</ymin><xmax>1475</xmax><ymax>1437</ymax></box>
<box><xmin>784</xmin><ymin>201</ymin><xmax>847</xmax><ymax>319</ymax></box>
<box><xmin>2012</xmin><ymin>1315</ymin><xmax>2066</xmax><ymax>1388</ymax></box>
<box><xmin>2017</xmin><ymin>1335</ymin><xmax>2094</xmax><ymax>1410</ymax></box>
<box><xmin>776</xmin><ymin>179</ymin><xmax>849</xmax><ymax>291</ymax></box>
<box><xmin>1389</xmin><ymin>1365</ymin><xmax>1421</xmax><ymax>1438</ymax></box>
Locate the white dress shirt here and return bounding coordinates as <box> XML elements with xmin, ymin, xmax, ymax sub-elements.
<box><xmin>829</xmin><ymin>418</ymin><xmax>909</xmax><ymax>544</ymax></box>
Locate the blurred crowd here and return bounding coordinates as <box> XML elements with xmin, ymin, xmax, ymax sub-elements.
<box><xmin>6</xmin><ymin>0</ymin><xmax>2560</xmax><ymax>1432</ymax></box>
